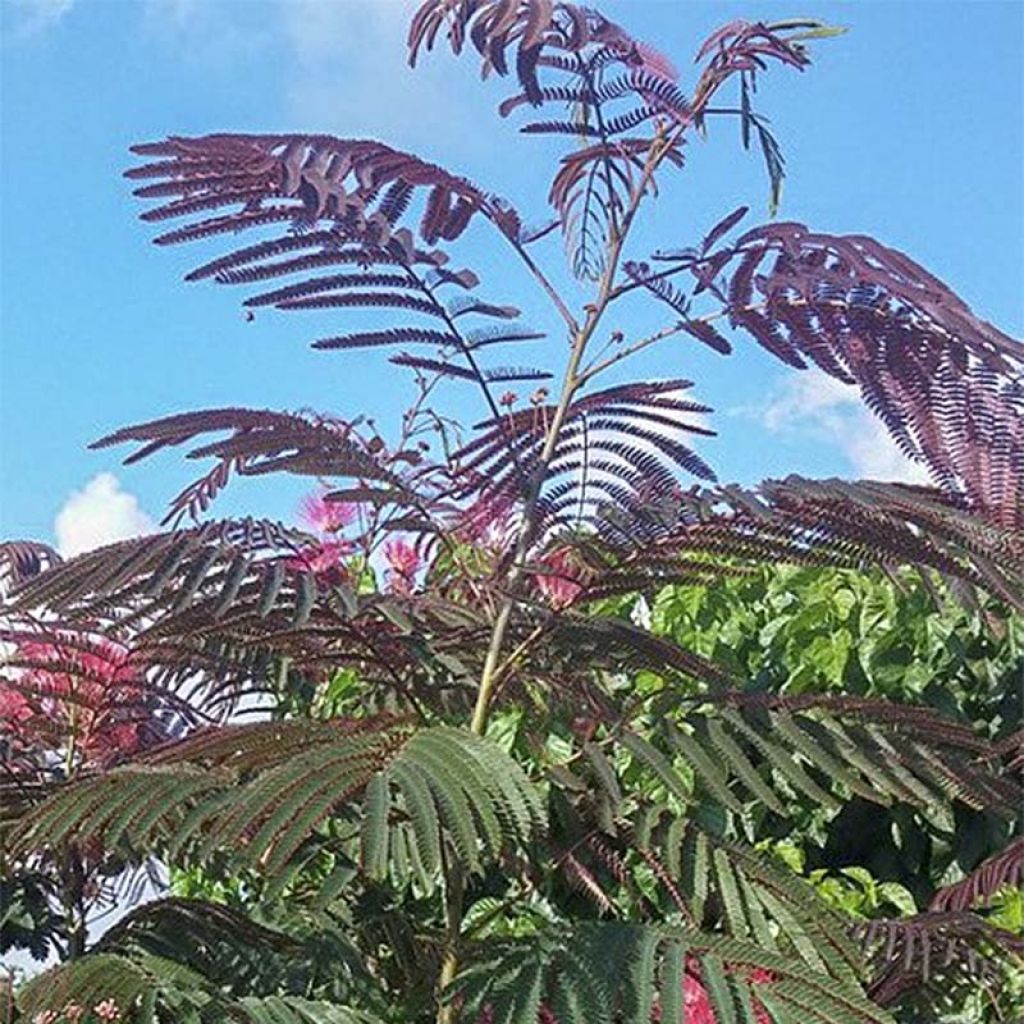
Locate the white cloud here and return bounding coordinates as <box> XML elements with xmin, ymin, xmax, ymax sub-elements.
<box><xmin>278</xmin><ymin>0</ymin><xmax>482</xmax><ymax>155</ymax></box>
<box><xmin>759</xmin><ymin>370</ymin><xmax>932</xmax><ymax>484</ymax></box>
<box><xmin>281</xmin><ymin>0</ymin><xmax>414</xmax><ymax>66</ymax></box>
<box><xmin>54</xmin><ymin>473</ymin><xmax>156</xmax><ymax>558</ymax></box>
<box><xmin>141</xmin><ymin>0</ymin><xmax>271</xmax><ymax>60</ymax></box>
<box><xmin>140</xmin><ymin>0</ymin><xmax>477</xmax><ymax>155</ymax></box>
<box><xmin>7</xmin><ymin>0</ymin><xmax>74</xmax><ymax>35</ymax></box>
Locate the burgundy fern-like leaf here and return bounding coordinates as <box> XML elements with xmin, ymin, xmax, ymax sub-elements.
<box><xmin>128</xmin><ymin>134</ymin><xmax>491</xmax><ymax>244</ymax></box>
<box><xmin>856</xmin><ymin>911</ymin><xmax>1024</xmax><ymax>1006</ymax></box>
<box><xmin>701</xmin><ymin>205</ymin><xmax>750</xmax><ymax>254</ymax></box>
<box><xmin>0</xmin><ymin>541</ymin><xmax>61</xmax><ymax>591</ymax></box>
<box><xmin>91</xmin><ymin>408</ymin><xmax>414</xmax><ymax>524</ymax></box>
<box><xmin>409</xmin><ymin>3</ymin><xmax>695</xmax><ymax>280</ymax></box>
<box><xmin>313</xmin><ymin>327</ymin><xmax>458</xmax><ymax>352</ymax></box>
<box><xmin>451</xmin><ymin>379</ymin><xmax>717</xmax><ymax>532</ymax></box>
<box><xmin>580</xmin><ymin>476</ymin><xmax>1023</xmax><ymax>610</ymax></box>
<box><xmin>929</xmin><ymin>838</ymin><xmax>1024</xmax><ymax>912</ymax></box>
<box><xmin>408</xmin><ymin>1</ymin><xmax>675</xmax><ymax>104</ymax></box>
<box><xmin>242</xmin><ymin>272</ymin><xmax>416</xmax><ymax>309</ymax></box>
<box><xmin>389</xmin><ymin>352</ymin><xmax>478</xmax><ymax>382</ymax></box>
<box><xmin>716</xmin><ymin>224</ymin><xmax>1024</xmax><ymax>522</ymax></box>
<box><xmin>10</xmin><ymin>519</ymin><xmax>308</xmax><ymax>618</ymax></box>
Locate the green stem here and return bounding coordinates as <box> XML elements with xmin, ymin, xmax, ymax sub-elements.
<box><xmin>436</xmin><ymin>858</ymin><xmax>465</xmax><ymax>1024</ymax></box>
<box><xmin>469</xmin><ymin>128</ymin><xmax>681</xmax><ymax>739</ymax></box>
<box><xmin>448</xmin><ymin>125</ymin><xmax>685</xmax><ymax>1024</ymax></box>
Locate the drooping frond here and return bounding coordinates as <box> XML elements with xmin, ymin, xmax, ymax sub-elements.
<box><xmin>15</xmin><ymin>948</ymin><xmax>388</xmax><ymax>1023</ymax></box>
<box><xmin>854</xmin><ymin>911</ymin><xmax>1024</xmax><ymax>1008</ymax></box>
<box><xmin>545</xmin><ymin>774</ymin><xmax>863</xmax><ymax>982</ymax></box>
<box><xmin>550</xmin><ymin>137</ymin><xmax>684</xmax><ymax>280</ymax></box>
<box><xmin>636</xmin><ymin>819</ymin><xmax>858</xmax><ymax>967</ymax></box>
<box><xmin>622</xmin><ymin>692</ymin><xmax>1019</xmax><ymax>822</ymax></box>
<box><xmin>0</xmin><ymin>540</ymin><xmax>61</xmax><ymax>591</ymax></box>
<box><xmin>453</xmin><ymin>921</ymin><xmax>894</xmax><ymax>1024</ymax></box>
<box><xmin>128</xmin><ymin>134</ymin><xmax>490</xmax><ymax>246</ymax></box>
<box><xmin>10</xmin><ymin>518</ymin><xmax>311</xmax><ymax>621</ymax></box>
<box><xmin>580</xmin><ymin>476</ymin><xmax>1023</xmax><ymax>610</ymax></box>
<box><xmin>91</xmin><ymin>407</ymin><xmax>419</xmax><ymax>525</ymax></box>
<box><xmin>15</xmin><ymin>952</ymin><xmax>220</xmax><ymax>1022</ymax></box>
<box><xmin>712</xmin><ymin>224</ymin><xmax>1024</xmax><ymax>522</ymax></box>
<box><xmin>98</xmin><ymin>895</ymin><xmax>303</xmax><ymax>965</ymax></box>
<box><xmin>409</xmin><ymin>2</ymin><xmax>676</xmax><ymax>99</ymax></box>
<box><xmin>929</xmin><ymin>837</ymin><xmax>1024</xmax><ymax>912</ymax></box>
<box><xmin>545</xmin><ymin>614</ymin><xmax>738</xmax><ymax>690</ymax></box>
<box><xmin>8</xmin><ymin>528</ymin><xmax>500</xmax><ymax>717</ymax></box>
<box><xmin>94</xmin><ymin>897</ymin><xmax>380</xmax><ymax>1008</ymax></box>
<box><xmin>10</xmin><ymin>723</ymin><xmax>542</xmax><ymax>893</ymax></box>
<box><xmin>127</xmin><ymin>135</ymin><xmax>547</xmax><ymax>415</ymax></box>
<box><xmin>409</xmin><ymin>3</ymin><xmax>833</xmax><ymax>275</ymax></box>
<box><xmin>413</xmin><ymin>1</ymin><xmax>685</xmax><ymax>279</ymax></box>
<box><xmin>454</xmin><ymin>379</ymin><xmax>715</xmax><ymax>530</ymax></box>
<box><xmin>691</xmin><ymin>20</ymin><xmax>832</xmax><ymax>211</ymax></box>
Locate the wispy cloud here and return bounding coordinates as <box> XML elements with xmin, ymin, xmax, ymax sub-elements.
<box><xmin>278</xmin><ymin>0</ymin><xmax>487</xmax><ymax>158</ymax></box>
<box><xmin>758</xmin><ymin>370</ymin><xmax>932</xmax><ymax>484</ymax></box>
<box><xmin>142</xmin><ymin>0</ymin><xmax>272</xmax><ymax>61</ymax></box>
<box><xmin>5</xmin><ymin>0</ymin><xmax>74</xmax><ymax>36</ymax></box>
<box><xmin>142</xmin><ymin>0</ymin><xmax>487</xmax><ymax>160</ymax></box>
<box><xmin>54</xmin><ymin>473</ymin><xmax>155</xmax><ymax>557</ymax></box>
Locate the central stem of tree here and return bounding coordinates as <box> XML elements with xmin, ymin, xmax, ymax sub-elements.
<box><xmin>439</xmin><ymin>129</ymin><xmax>679</xmax><ymax>1024</ymax></box>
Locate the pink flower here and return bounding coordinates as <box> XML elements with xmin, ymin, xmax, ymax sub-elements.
<box><xmin>683</xmin><ymin>974</ymin><xmax>717</xmax><ymax>1024</ymax></box>
<box><xmin>5</xmin><ymin>636</ymin><xmax>163</xmax><ymax>764</ymax></box>
<box><xmin>92</xmin><ymin>1000</ymin><xmax>121</xmax><ymax>1022</ymax></box>
<box><xmin>298</xmin><ymin>491</ymin><xmax>357</xmax><ymax>535</ymax></box>
<box><xmin>384</xmin><ymin>538</ymin><xmax>420</xmax><ymax>577</ymax></box>
<box><xmin>286</xmin><ymin>539</ymin><xmax>355</xmax><ymax>579</ymax></box>
<box><xmin>0</xmin><ymin>686</ymin><xmax>33</xmax><ymax>733</ymax></box>
<box><xmin>680</xmin><ymin>968</ymin><xmax>774</xmax><ymax>1024</ymax></box>
<box><xmin>289</xmin><ymin>489</ymin><xmax>361</xmax><ymax>581</ymax></box>
<box><xmin>534</xmin><ymin>547</ymin><xmax>587</xmax><ymax>608</ymax></box>
<box><xmin>383</xmin><ymin>538</ymin><xmax>421</xmax><ymax>595</ymax></box>
<box><xmin>633</xmin><ymin>41</ymin><xmax>679</xmax><ymax>81</ymax></box>
<box><xmin>63</xmin><ymin>1006</ymin><xmax>85</xmax><ymax>1023</ymax></box>
<box><xmin>457</xmin><ymin>493</ymin><xmax>515</xmax><ymax>551</ymax></box>
<box><xmin>31</xmin><ymin>1012</ymin><xmax>58</xmax><ymax>1024</ymax></box>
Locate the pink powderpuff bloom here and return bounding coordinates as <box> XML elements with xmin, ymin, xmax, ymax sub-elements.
<box><xmin>383</xmin><ymin>538</ymin><xmax>421</xmax><ymax>595</ymax></box>
<box><xmin>92</xmin><ymin>1001</ymin><xmax>121</xmax><ymax>1022</ymax></box>
<box><xmin>457</xmin><ymin>493</ymin><xmax>516</xmax><ymax>552</ymax></box>
<box><xmin>286</xmin><ymin>538</ymin><xmax>356</xmax><ymax>579</ymax></box>
<box><xmin>288</xmin><ymin>489</ymin><xmax>361</xmax><ymax>580</ymax></box>
<box><xmin>3</xmin><ymin>636</ymin><xmax>163</xmax><ymax>764</ymax></box>
<box><xmin>534</xmin><ymin>547</ymin><xmax>587</xmax><ymax>608</ymax></box>
<box><xmin>298</xmin><ymin>491</ymin><xmax>358</xmax><ymax>535</ymax></box>
<box><xmin>673</xmin><ymin>969</ymin><xmax>774</xmax><ymax>1024</ymax></box>
<box><xmin>683</xmin><ymin>973</ymin><xmax>718</xmax><ymax>1024</ymax></box>
<box><xmin>633</xmin><ymin>40</ymin><xmax>679</xmax><ymax>81</ymax></box>
<box><xmin>0</xmin><ymin>686</ymin><xmax>33</xmax><ymax>736</ymax></box>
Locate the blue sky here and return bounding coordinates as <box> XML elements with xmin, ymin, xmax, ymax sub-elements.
<box><xmin>1</xmin><ymin>0</ymin><xmax>1021</xmax><ymax>553</ymax></box>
